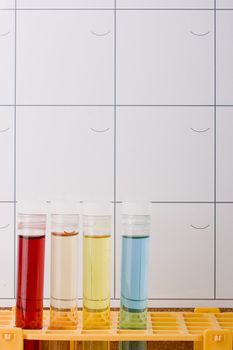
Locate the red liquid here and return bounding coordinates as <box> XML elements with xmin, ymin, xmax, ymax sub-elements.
<box><xmin>23</xmin><ymin>340</ymin><xmax>42</xmax><ymax>350</ymax></box>
<box><xmin>16</xmin><ymin>235</ymin><xmax>45</xmax><ymax>329</ymax></box>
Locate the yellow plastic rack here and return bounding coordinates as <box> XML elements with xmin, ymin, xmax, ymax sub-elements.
<box><xmin>0</xmin><ymin>308</ymin><xmax>233</xmax><ymax>350</ymax></box>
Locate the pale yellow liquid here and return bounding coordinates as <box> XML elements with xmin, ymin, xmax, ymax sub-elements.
<box><xmin>50</xmin><ymin>231</ymin><xmax>79</xmax><ymax>331</ymax></box>
<box><xmin>83</xmin><ymin>235</ymin><xmax>110</xmax><ymax>350</ymax></box>
<box><xmin>45</xmin><ymin>341</ymin><xmax>76</xmax><ymax>350</ymax></box>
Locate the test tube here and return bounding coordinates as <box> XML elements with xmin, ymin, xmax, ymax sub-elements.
<box><xmin>50</xmin><ymin>201</ymin><xmax>79</xmax><ymax>328</ymax></box>
<box><xmin>82</xmin><ymin>202</ymin><xmax>112</xmax><ymax>350</ymax></box>
<box><xmin>16</xmin><ymin>201</ymin><xmax>47</xmax><ymax>350</ymax></box>
<box><xmin>119</xmin><ymin>202</ymin><xmax>151</xmax><ymax>350</ymax></box>
<box><xmin>49</xmin><ymin>201</ymin><xmax>79</xmax><ymax>350</ymax></box>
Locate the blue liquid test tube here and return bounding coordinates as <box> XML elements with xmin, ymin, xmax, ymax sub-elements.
<box><xmin>119</xmin><ymin>202</ymin><xmax>151</xmax><ymax>350</ymax></box>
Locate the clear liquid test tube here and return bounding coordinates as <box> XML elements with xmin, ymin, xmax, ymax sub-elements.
<box><xmin>50</xmin><ymin>201</ymin><xmax>79</xmax><ymax>330</ymax></box>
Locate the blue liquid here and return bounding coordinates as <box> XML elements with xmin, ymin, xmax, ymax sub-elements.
<box><xmin>121</xmin><ymin>235</ymin><xmax>149</xmax><ymax>311</ymax></box>
<box><xmin>120</xmin><ymin>235</ymin><xmax>149</xmax><ymax>350</ymax></box>
<box><xmin>120</xmin><ymin>341</ymin><xmax>147</xmax><ymax>350</ymax></box>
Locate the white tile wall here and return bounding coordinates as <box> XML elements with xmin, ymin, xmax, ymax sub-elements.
<box><xmin>16</xmin><ymin>107</ymin><xmax>114</xmax><ymax>201</ymax></box>
<box><xmin>17</xmin><ymin>1</ymin><xmax>114</xmax><ymax>9</ymax></box>
<box><xmin>0</xmin><ymin>1</ymin><xmax>14</xmax><ymax>9</ymax></box>
<box><xmin>117</xmin><ymin>107</ymin><xmax>214</xmax><ymax>202</ymax></box>
<box><xmin>217</xmin><ymin>1</ymin><xmax>233</xmax><ymax>8</ymax></box>
<box><xmin>116</xmin><ymin>1</ymin><xmax>214</xmax><ymax>9</ymax></box>
<box><xmin>217</xmin><ymin>11</ymin><xmax>233</xmax><ymax>104</ymax></box>
<box><xmin>0</xmin><ymin>10</ymin><xmax>15</xmax><ymax>104</ymax></box>
<box><xmin>117</xmin><ymin>10</ymin><xmax>214</xmax><ymax>105</ymax></box>
<box><xmin>149</xmin><ymin>203</ymin><xmax>214</xmax><ymax>299</ymax></box>
<box><xmin>0</xmin><ymin>203</ymin><xmax>14</xmax><ymax>298</ymax></box>
<box><xmin>16</xmin><ymin>10</ymin><xmax>114</xmax><ymax>105</ymax></box>
<box><xmin>0</xmin><ymin>107</ymin><xmax>14</xmax><ymax>201</ymax></box>
<box><xmin>217</xmin><ymin>107</ymin><xmax>233</xmax><ymax>202</ymax></box>
<box><xmin>217</xmin><ymin>204</ymin><xmax>233</xmax><ymax>299</ymax></box>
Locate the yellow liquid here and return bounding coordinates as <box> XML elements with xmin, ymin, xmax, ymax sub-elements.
<box><xmin>84</xmin><ymin>341</ymin><xmax>109</xmax><ymax>350</ymax></box>
<box><xmin>83</xmin><ymin>235</ymin><xmax>110</xmax><ymax>350</ymax></box>
<box><xmin>83</xmin><ymin>235</ymin><xmax>110</xmax><ymax>328</ymax></box>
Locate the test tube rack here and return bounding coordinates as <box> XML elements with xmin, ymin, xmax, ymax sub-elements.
<box><xmin>0</xmin><ymin>308</ymin><xmax>233</xmax><ymax>350</ymax></box>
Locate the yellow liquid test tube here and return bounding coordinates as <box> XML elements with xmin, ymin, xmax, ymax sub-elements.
<box><xmin>82</xmin><ymin>202</ymin><xmax>112</xmax><ymax>350</ymax></box>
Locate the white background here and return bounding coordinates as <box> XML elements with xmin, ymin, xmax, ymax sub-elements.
<box><xmin>0</xmin><ymin>0</ymin><xmax>233</xmax><ymax>308</ymax></box>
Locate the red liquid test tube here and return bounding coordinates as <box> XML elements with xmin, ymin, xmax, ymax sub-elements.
<box><xmin>16</xmin><ymin>208</ymin><xmax>46</xmax><ymax>350</ymax></box>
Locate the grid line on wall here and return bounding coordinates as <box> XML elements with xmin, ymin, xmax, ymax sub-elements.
<box><xmin>113</xmin><ymin>0</ymin><xmax>117</xmax><ymax>299</ymax></box>
<box><xmin>13</xmin><ymin>0</ymin><xmax>17</xmax><ymax>300</ymax></box>
<box><xmin>0</xmin><ymin>8</ymin><xmax>218</xmax><ymax>11</ymax></box>
<box><xmin>1</xmin><ymin>7</ymin><xmax>233</xmax><ymax>11</ymax></box>
<box><xmin>3</xmin><ymin>201</ymin><xmax>233</xmax><ymax>204</ymax></box>
<box><xmin>1</xmin><ymin>104</ymin><xmax>233</xmax><ymax>107</ymax></box>
<box><xmin>214</xmin><ymin>0</ymin><xmax>217</xmax><ymax>300</ymax></box>
<box><xmin>3</xmin><ymin>8</ymin><xmax>233</xmax><ymax>11</ymax></box>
